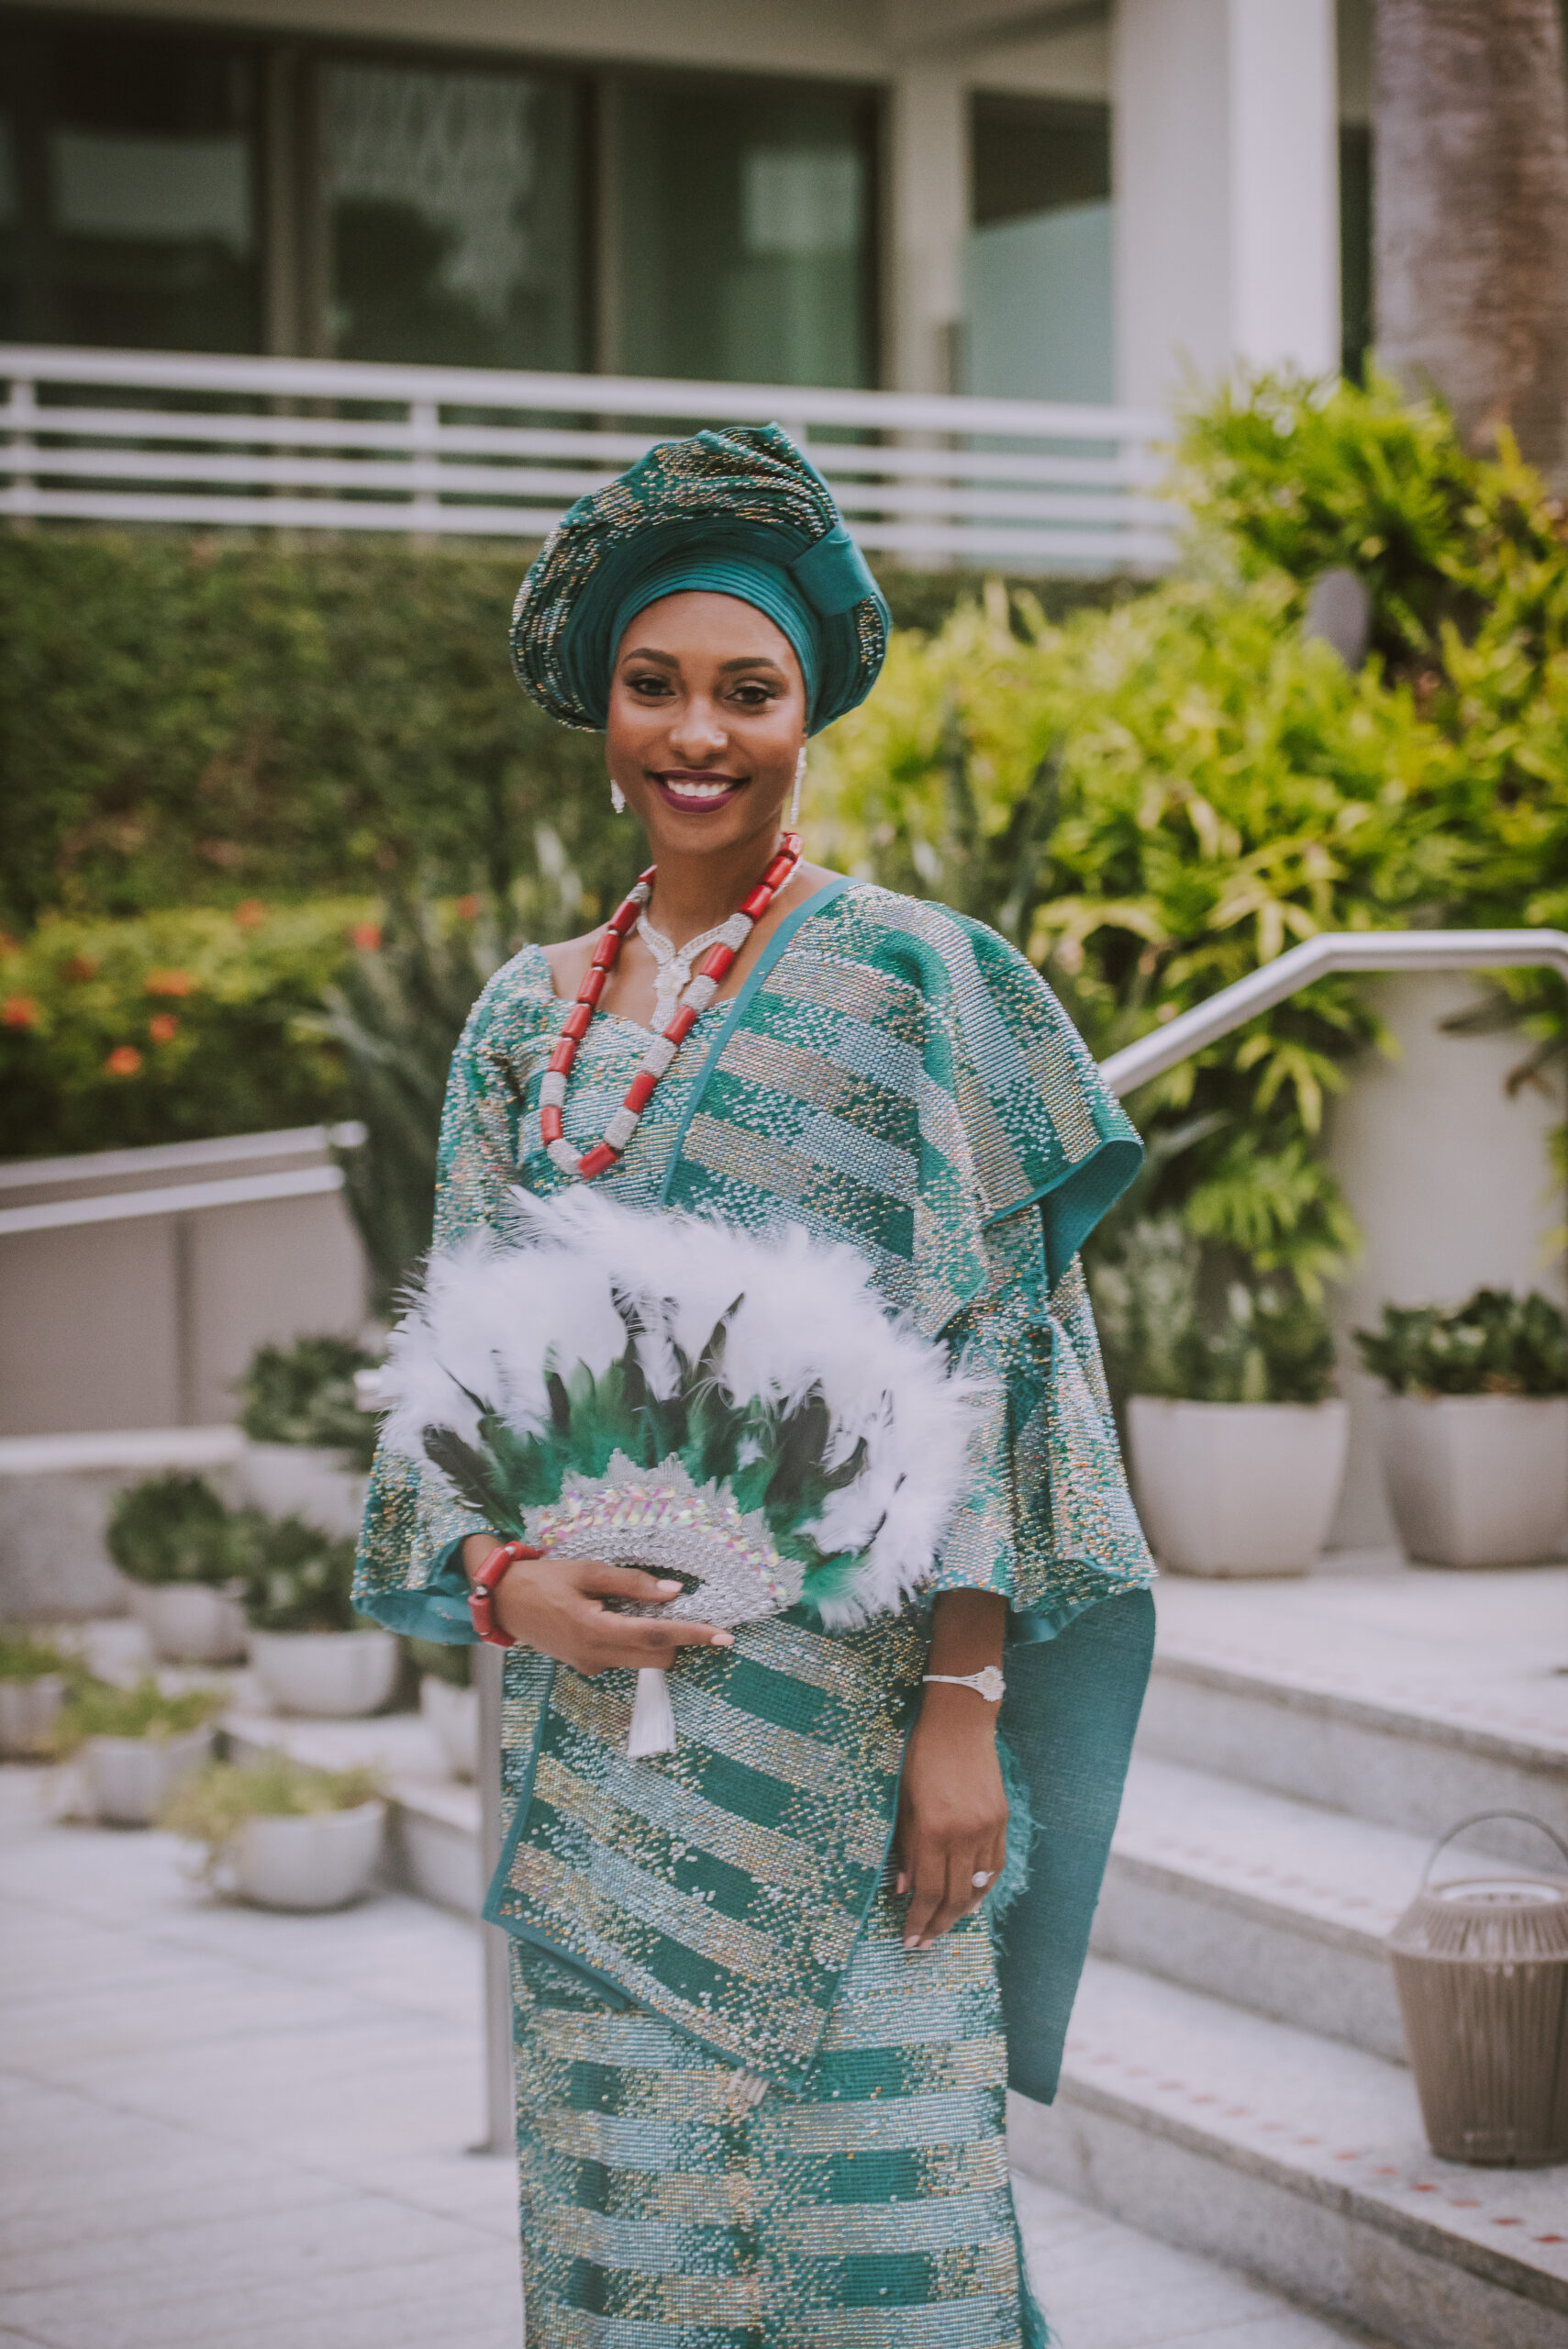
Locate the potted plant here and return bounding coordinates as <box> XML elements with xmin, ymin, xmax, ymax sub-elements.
<box><xmin>160</xmin><ymin>1752</ymin><xmax>385</xmax><ymax>1910</ymax></box>
<box><xmin>1094</xmin><ymin>1219</ymin><xmax>1349</xmax><ymax>1575</ymax></box>
<box><xmin>238</xmin><ymin>1335</ymin><xmax>382</xmax><ymax>1536</ymax></box>
<box><xmin>106</xmin><ymin>1475</ymin><xmax>250</xmax><ymax>1664</ymax></box>
<box><xmin>1355</xmin><ymin>1288</ymin><xmax>1568</xmax><ymax>1566</ymax></box>
<box><xmin>0</xmin><ymin>1632</ymin><xmax>78</xmax><ymax>1758</ymax></box>
<box><xmin>52</xmin><ymin>1677</ymin><xmax>227</xmax><ymax>1826</ymax></box>
<box><xmin>237</xmin><ymin>1515</ymin><xmax>399</xmax><ymax>1717</ymax></box>
<box><xmin>410</xmin><ymin>1639</ymin><xmax>477</xmax><ymax>1780</ymax></box>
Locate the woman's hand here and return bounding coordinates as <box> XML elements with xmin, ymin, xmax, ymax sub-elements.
<box><xmin>462</xmin><ymin>1534</ymin><xmax>732</xmax><ymax>1676</ymax></box>
<box><xmin>893</xmin><ymin>1588</ymin><xmax>1008</xmax><ymax>1950</ymax></box>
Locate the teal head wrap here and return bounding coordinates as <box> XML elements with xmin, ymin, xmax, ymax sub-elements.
<box><xmin>510</xmin><ymin>424</ymin><xmax>889</xmax><ymax>736</ymax></box>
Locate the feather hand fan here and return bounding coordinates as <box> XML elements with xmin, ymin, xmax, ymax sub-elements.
<box><xmin>380</xmin><ymin>1190</ymin><xmax>981</xmax><ymax>1756</ymax></box>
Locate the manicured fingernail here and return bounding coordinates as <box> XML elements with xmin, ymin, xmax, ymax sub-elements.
<box><xmin>904</xmin><ymin>1937</ymin><xmax>919</xmax><ymax>1950</ymax></box>
<box><xmin>895</xmin><ymin>1874</ymin><xmax>907</xmax><ymax>1895</ymax></box>
<box><xmin>711</xmin><ymin>1631</ymin><xmax>734</xmax><ymax>1647</ymax></box>
<box><xmin>656</xmin><ymin>1580</ymin><xmax>682</xmax><ymax>1594</ymax></box>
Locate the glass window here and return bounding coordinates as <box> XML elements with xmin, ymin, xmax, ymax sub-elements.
<box><xmin>0</xmin><ymin>17</ymin><xmax>261</xmax><ymax>350</ymax></box>
<box><xmin>323</xmin><ymin>59</ymin><xmax>585</xmax><ymax>371</ymax></box>
<box><xmin>965</xmin><ymin>94</ymin><xmax>1113</xmax><ymax>404</ymax></box>
<box><xmin>615</xmin><ymin>77</ymin><xmax>875</xmax><ymax>387</ymax></box>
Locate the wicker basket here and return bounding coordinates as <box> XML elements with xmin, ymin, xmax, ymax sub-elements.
<box><xmin>1389</xmin><ymin>1810</ymin><xmax>1568</xmax><ymax>2166</ymax></box>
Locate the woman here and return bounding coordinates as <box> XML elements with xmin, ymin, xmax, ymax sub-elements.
<box><xmin>355</xmin><ymin>424</ymin><xmax>1155</xmax><ymax>2348</ymax></box>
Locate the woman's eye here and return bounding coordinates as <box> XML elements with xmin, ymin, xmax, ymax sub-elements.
<box><xmin>628</xmin><ymin>674</ymin><xmax>672</xmax><ymax>696</ymax></box>
<box><xmin>730</xmin><ymin>684</ymin><xmax>776</xmax><ymax>709</ymax></box>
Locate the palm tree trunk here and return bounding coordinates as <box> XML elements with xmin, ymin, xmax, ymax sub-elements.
<box><xmin>1374</xmin><ymin>0</ymin><xmax>1568</xmax><ymax>484</ymax></box>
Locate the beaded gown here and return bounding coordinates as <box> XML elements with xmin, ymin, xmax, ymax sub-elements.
<box><xmin>356</xmin><ymin>879</ymin><xmax>1156</xmax><ymax>2349</ymax></box>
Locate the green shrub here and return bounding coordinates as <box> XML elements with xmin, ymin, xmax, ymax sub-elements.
<box><xmin>51</xmin><ymin>1676</ymin><xmax>226</xmax><ymax>1750</ymax></box>
<box><xmin>1354</xmin><ymin>1288</ymin><xmax>1568</xmax><ymax>1397</ymax></box>
<box><xmin>0</xmin><ymin>1632</ymin><xmax>76</xmax><ymax>1683</ymax></box>
<box><xmin>106</xmin><ymin>1475</ymin><xmax>245</xmax><ymax>1588</ymax></box>
<box><xmin>0</xmin><ymin>899</ymin><xmax>359</xmax><ymax>1156</ymax></box>
<box><xmin>407</xmin><ymin>1636</ymin><xmax>471</xmax><ymax>1688</ymax></box>
<box><xmin>239</xmin><ymin>1336</ymin><xmax>381</xmax><ymax>1467</ymax></box>
<box><xmin>1091</xmin><ymin>1219</ymin><xmax>1338</xmax><ymax>1405</ymax></box>
<box><xmin>233</xmin><ymin>1515</ymin><xmax>364</xmax><ymax>1633</ymax></box>
<box><xmin>160</xmin><ymin>1753</ymin><xmax>382</xmax><ymax>1868</ymax></box>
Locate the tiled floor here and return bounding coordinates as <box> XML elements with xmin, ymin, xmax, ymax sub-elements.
<box><xmin>0</xmin><ymin>1769</ymin><xmax>1372</xmax><ymax>2349</ymax></box>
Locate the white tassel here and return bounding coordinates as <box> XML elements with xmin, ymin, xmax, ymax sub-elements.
<box><xmin>628</xmin><ymin>1666</ymin><xmax>677</xmax><ymax>1756</ymax></box>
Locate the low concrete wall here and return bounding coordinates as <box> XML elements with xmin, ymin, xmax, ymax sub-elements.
<box><xmin>0</xmin><ymin>1424</ymin><xmax>247</xmax><ymax>1619</ymax></box>
<box><xmin>1327</xmin><ymin>974</ymin><xmax>1567</xmax><ymax>1550</ymax></box>
<box><xmin>0</xmin><ymin>1128</ymin><xmax>370</xmax><ymax>1437</ymax></box>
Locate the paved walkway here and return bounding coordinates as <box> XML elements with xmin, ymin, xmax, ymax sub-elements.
<box><xmin>0</xmin><ymin>1768</ymin><xmax>1368</xmax><ymax>2349</ymax></box>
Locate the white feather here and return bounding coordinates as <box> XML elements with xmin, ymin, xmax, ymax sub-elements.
<box><xmin>380</xmin><ymin>1189</ymin><xmax>985</xmax><ymax>1624</ymax></box>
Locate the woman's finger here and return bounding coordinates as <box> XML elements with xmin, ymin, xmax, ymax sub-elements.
<box><xmin>575</xmin><ymin>1562</ymin><xmax>687</xmax><ymax>1604</ymax></box>
<box><xmin>582</xmin><ymin>1609</ymin><xmax>732</xmax><ymax>1664</ymax></box>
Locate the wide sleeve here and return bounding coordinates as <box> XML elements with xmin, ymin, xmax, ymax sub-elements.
<box><xmin>925</xmin><ymin>1206</ymin><xmax>1154</xmax><ymax>1638</ymax></box>
<box><xmin>352</xmin><ymin>949</ymin><xmax>551</xmax><ymax>1643</ymax></box>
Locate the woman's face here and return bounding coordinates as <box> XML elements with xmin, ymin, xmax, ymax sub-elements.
<box><xmin>605</xmin><ymin>591</ymin><xmax>806</xmax><ymax>860</ymax></box>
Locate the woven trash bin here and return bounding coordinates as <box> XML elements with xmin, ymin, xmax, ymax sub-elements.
<box><xmin>1389</xmin><ymin>1810</ymin><xmax>1568</xmax><ymax>2166</ymax></box>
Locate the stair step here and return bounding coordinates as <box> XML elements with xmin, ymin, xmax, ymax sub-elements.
<box><xmin>1140</xmin><ymin>1565</ymin><xmax>1568</xmax><ymax>1842</ymax></box>
<box><xmin>1013</xmin><ymin>2176</ymin><xmax>1396</xmax><ymax>2348</ymax></box>
<box><xmin>1097</xmin><ymin>1755</ymin><xmax>1424</xmax><ymax>2063</ymax></box>
<box><xmin>1011</xmin><ymin>1958</ymin><xmax>1568</xmax><ymax>2349</ymax></box>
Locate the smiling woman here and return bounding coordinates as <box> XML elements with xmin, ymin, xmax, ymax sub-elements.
<box><xmin>353</xmin><ymin>423</ymin><xmax>1156</xmax><ymax>2349</ymax></box>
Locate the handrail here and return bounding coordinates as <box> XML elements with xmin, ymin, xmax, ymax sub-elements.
<box><xmin>1098</xmin><ymin>929</ymin><xmax>1568</xmax><ymax>1099</ymax></box>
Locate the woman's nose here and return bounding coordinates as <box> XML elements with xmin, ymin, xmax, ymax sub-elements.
<box><xmin>666</xmin><ymin>696</ymin><xmax>728</xmax><ymax>761</ymax></box>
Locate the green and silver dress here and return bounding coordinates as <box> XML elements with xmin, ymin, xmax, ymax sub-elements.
<box><xmin>356</xmin><ymin>878</ymin><xmax>1156</xmax><ymax>2349</ymax></box>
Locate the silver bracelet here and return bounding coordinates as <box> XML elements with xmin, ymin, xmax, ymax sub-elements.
<box><xmin>921</xmin><ymin>1667</ymin><xmax>1005</xmax><ymax>1703</ymax></box>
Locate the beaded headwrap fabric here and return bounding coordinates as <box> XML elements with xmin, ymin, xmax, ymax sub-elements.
<box><xmin>509</xmin><ymin>422</ymin><xmax>891</xmax><ymax>735</ymax></box>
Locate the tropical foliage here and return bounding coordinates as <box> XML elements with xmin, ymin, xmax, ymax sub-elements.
<box><xmin>1090</xmin><ymin>1219</ymin><xmax>1338</xmax><ymax>1405</ymax></box>
<box><xmin>233</xmin><ymin>1515</ymin><xmax>364</xmax><ymax>1635</ymax></box>
<box><xmin>1354</xmin><ymin>1287</ymin><xmax>1568</xmax><ymax>1397</ymax></box>
<box><xmin>812</xmin><ymin>368</ymin><xmax>1568</xmax><ymax>1307</ymax></box>
<box><xmin>106</xmin><ymin>1474</ymin><xmax>245</xmax><ymax>1588</ymax></box>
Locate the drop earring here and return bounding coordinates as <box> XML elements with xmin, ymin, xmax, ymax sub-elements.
<box><xmin>610</xmin><ymin>781</ymin><xmax>627</xmax><ymax>816</ymax></box>
<box><xmin>789</xmin><ymin>748</ymin><xmax>806</xmax><ymax>829</ymax></box>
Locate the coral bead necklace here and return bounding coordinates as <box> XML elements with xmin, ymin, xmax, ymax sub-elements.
<box><xmin>540</xmin><ymin>831</ymin><xmax>803</xmax><ymax>1181</ymax></box>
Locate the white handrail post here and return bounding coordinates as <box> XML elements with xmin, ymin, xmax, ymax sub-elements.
<box><xmin>475</xmin><ymin>1643</ymin><xmax>514</xmax><ymax>2158</ymax></box>
<box><xmin>7</xmin><ymin>372</ymin><xmax>38</xmax><ymax>523</ymax></box>
<box><xmin>409</xmin><ymin>395</ymin><xmax>439</xmax><ymax>535</ymax></box>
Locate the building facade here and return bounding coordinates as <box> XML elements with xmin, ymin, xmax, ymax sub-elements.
<box><xmin>2</xmin><ymin>0</ymin><xmax>1371</xmax><ymax>412</ymax></box>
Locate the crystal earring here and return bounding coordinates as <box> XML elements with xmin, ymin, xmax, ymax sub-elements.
<box><xmin>610</xmin><ymin>781</ymin><xmax>627</xmax><ymax>816</ymax></box>
<box><xmin>789</xmin><ymin>748</ymin><xmax>806</xmax><ymax>829</ymax></box>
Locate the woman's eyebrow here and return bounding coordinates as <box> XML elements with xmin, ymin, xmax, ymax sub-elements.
<box><xmin>717</xmin><ymin>654</ymin><xmax>785</xmax><ymax>674</ymax></box>
<box><xmin>620</xmin><ymin>646</ymin><xmax>679</xmax><ymax>667</ymax></box>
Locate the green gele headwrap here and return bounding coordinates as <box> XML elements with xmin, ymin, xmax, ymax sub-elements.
<box><xmin>509</xmin><ymin>424</ymin><xmax>890</xmax><ymax>736</ymax></box>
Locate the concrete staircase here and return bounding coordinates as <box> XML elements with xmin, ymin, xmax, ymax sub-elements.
<box><xmin>1010</xmin><ymin>1559</ymin><xmax>1568</xmax><ymax>2349</ymax></box>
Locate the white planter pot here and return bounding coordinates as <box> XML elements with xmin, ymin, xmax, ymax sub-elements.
<box><xmin>239</xmin><ymin>1444</ymin><xmax>369</xmax><ymax>1538</ymax></box>
<box><xmin>1127</xmin><ymin>1396</ymin><xmax>1351</xmax><ymax>1576</ymax></box>
<box><xmin>228</xmin><ymin>1799</ymin><xmax>385</xmax><ymax>1910</ymax></box>
<box><xmin>0</xmin><ymin>1675</ymin><xmax>66</xmax><ymax>1758</ymax></box>
<box><xmin>1377</xmin><ymin>1394</ymin><xmax>1568</xmax><ymax>1567</ymax></box>
<box><xmin>128</xmin><ymin>1583</ymin><xmax>249</xmax><ymax>1664</ymax></box>
<box><xmin>84</xmin><ymin>1725</ymin><xmax>214</xmax><ymax>1826</ymax></box>
<box><xmin>249</xmin><ymin>1628</ymin><xmax>400</xmax><ymax>1719</ymax></box>
<box><xmin>419</xmin><ymin>1675</ymin><xmax>478</xmax><ymax>1780</ymax></box>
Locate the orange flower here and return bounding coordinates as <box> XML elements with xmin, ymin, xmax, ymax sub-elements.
<box><xmin>106</xmin><ymin>1045</ymin><xmax>143</xmax><ymax>1076</ymax></box>
<box><xmin>145</xmin><ymin>969</ymin><xmax>194</xmax><ymax>998</ymax></box>
<box><xmin>2</xmin><ymin>995</ymin><xmax>39</xmax><ymax>1029</ymax></box>
<box><xmin>350</xmin><ymin>921</ymin><xmax>383</xmax><ymax>952</ymax></box>
<box><xmin>148</xmin><ymin>1013</ymin><xmax>180</xmax><ymax>1045</ymax></box>
<box><xmin>233</xmin><ymin>898</ymin><xmax>267</xmax><ymax>930</ymax></box>
<box><xmin>63</xmin><ymin>954</ymin><xmax>98</xmax><ymax>983</ymax></box>
<box><xmin>454</xmin><ymin>894</ymin><xmax>482</xmax><ymax>921</ymax></box>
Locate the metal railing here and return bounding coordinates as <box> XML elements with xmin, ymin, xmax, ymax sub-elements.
<box><xmin>0</xmin><ymin>343</ymin><xmax>1175</xmax><ymax>574</ymax></box>
<box><xmin>1099</xmin><ymin>929</ymin><xmax>1568</xmax><ymax>1098</ymax></box>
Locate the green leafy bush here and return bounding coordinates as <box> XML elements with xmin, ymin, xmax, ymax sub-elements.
<box><xmin>51</xmin><ymin>1676</ymin><xmax>225</xmax><ymax>1750</ymax></box>
<box><xmin>106</xmin><ymin>1475</ymin><xmax>245</xmax><ymax>1589</ymax></box>
<box><xmin>239</xmin><ymin>1336</ymin><xmax>381</xmax><ymax>1467</ymax></box>
<box><xmin>1092</xmin><ymin>1219</ymin><xmax>1338</xmax><ymax>1405</ymax></box>
<box><xmin>160</xmin><ymin>1753</ymin><xmax>382</xmax><ymax>1870</ymax></box>
<box><xmin>814</xmin><ymin>370</ymin><xmax>1568</xmax><ymax>1297</ymax></box>
<box><xmin>234</xmin><ymin>1515</ymin><xmax>364</xmax><ymax>1634</ymax></box>
<box><xmin>1354</xmin><ymin>1288</ymin><xmax>1568</xmax><ymax>1397</ymax></box>
<box><xmin>0</xmin><ymin>1632</ymin><xmax>76</xmax><ymax>1683</ymax></box>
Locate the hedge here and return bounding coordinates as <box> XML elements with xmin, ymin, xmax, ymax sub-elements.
<box><xmin>0</xmin><ymin>532</ymin><xmax>1121</xmax><ymax>933</ymax></box>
